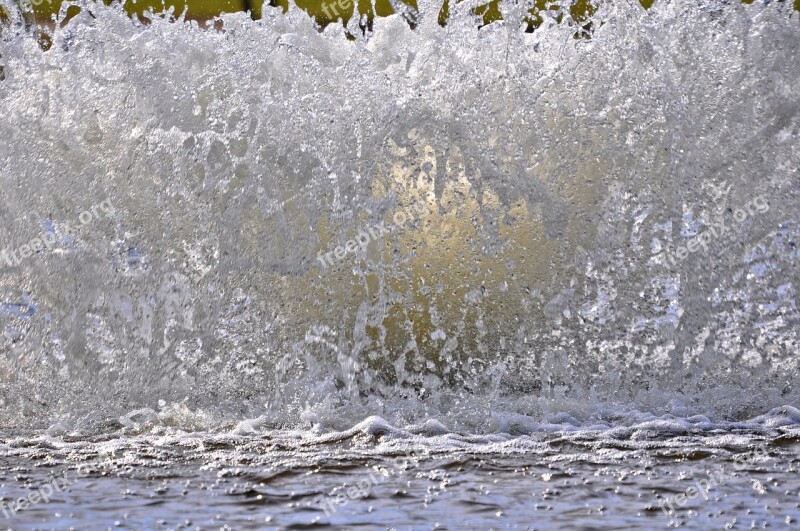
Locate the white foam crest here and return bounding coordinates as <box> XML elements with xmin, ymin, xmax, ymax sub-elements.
<box><xmin>0</xmin><ymin>1</ymin><xmax>798</xmax><ymax>434</ymax></box>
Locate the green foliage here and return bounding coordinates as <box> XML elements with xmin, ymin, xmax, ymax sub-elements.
<box><xmin>9</xmin><ymin>0</ymin><xmax>800</xmax><ymax>31</ymax></box>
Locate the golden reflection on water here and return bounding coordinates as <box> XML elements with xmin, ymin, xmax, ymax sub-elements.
<box><xmin>296</xmin><ymin>132</ymin><xmax>568</xmax><ymax>378</ymax></box>
<box><xmin>234</xmin><ymin>113</ymin><xmax>615</xmax><ymax>382</ymax></box>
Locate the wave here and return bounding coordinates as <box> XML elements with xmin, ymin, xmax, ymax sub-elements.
<box><xmin>0</xmin><ymin>0</ymin><xmax>798</xmax><ymax>435</ymax></box>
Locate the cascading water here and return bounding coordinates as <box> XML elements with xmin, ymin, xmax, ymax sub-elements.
<box><xmin>0</xmin><ymin>0</ymin><xmax>799</xmax><ymax>528</ymax></box>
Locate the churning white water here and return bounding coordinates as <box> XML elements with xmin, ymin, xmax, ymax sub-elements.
<box><xmin>0</xmin><ymin>0</ymin><xmax>799</xmax><ymax>528</ymax></box>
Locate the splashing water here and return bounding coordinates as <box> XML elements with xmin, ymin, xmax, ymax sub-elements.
<box><xmin>0</xmin><ymin>0</ymin><xmax>798</xmax><ymax>437</ymax></box>
<box><xmin>2</xmin><ymin>2</ymin><xmax>800</xmax><ymax>528</ymax></box>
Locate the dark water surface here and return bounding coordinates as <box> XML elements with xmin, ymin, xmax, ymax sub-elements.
<box><xmin>3</xmin><ymin>412</ymin><xmax>800</xmax><ymax>529</ymax></box>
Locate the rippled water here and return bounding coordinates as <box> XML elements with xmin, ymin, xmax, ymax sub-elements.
<box><xmin>1</xmin><ymin>0</ymin><xmax>799</xmax><ymax>527</ymax></box>
<box><xmin>3</xmin><ymin>412</ymin><xmax>800</xmax><ymax>528</ymax></box>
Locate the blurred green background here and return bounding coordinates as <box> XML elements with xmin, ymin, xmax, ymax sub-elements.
<box><xmin>6</xmin><ymin>0</ymin><xmax>800</xmax><ymax>33</ymax></box>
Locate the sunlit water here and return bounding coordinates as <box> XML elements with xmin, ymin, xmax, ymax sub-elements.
<box><xmin>1</xmin><ymin>0</ymin><xmax>799</xmax><ymax>527</ymax></box>
<box><xmin>3</xmin><ymin>414</ymin><xmax>800</xmax><ymax>528</ymax></box>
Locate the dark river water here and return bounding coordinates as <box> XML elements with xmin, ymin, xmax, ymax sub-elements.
<box><xmin>3</xmin><ymin>411</ymin><xmax>800</xmax><ymax>529</ymax></box>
